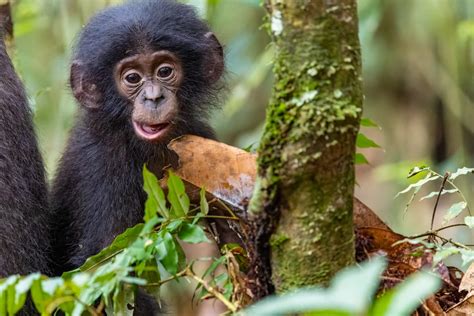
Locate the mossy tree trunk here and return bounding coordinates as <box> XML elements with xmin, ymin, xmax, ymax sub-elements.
<box><xmin>248</xmin><ymin>0</ymin><xmax>362</xmax><ymax>294</ymax></box>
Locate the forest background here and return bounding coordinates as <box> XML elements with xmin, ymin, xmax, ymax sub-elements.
<box><xmin>10</xmin><ymin>0</ymin><xmax>474</xmax><ymax>267</ymax></box>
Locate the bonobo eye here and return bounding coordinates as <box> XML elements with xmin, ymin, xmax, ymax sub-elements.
<box><xmin>124</xmin><ymin>72</ymin><xmax>142</xmax><ymax>85</ymax></box>
<box><xmin>157</xmin><ymin>66</ymin><xmax>173</xmax><ymax>79</ymax></box>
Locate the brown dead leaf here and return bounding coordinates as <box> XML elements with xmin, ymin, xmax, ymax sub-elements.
<box><xmin>446</xmin><ymin>262</ymin><xmax>474</xmax><ymax>314</ymax></box>
<box><xmin>422</xmin><ymin>296</ymin><xmax>445</xmax><ymax>314</ymax></box>
<box><xmin>356</xmin><ymin>227</ymin><xmax>436</xmax><ymax>271</ymax></box>
<box><xmin>168</xmin><ymin>135</ymin><xmax>256</xmax><ymax>211</ymax></box>
<box><xmin>459</xmin><ymin>262</ymin><xmax>474</xmax><ymax>297</ymax></box>
<box><xmin>447</xmin><ymin>295</ymin><xmax>474</xmax><ymax>315</ymax></box>
<box><xmin>167</xmin><ymin>135</ymin><xmax>388</xmax><ymax>229</ymax></box>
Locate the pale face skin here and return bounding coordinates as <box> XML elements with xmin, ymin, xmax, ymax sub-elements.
<box><xmin>114</xmin><ymin>51</ymin><xmax>183</xmax><ymax>142</ymax></box>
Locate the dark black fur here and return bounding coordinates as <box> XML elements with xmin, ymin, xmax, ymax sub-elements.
<box><xmin>51</xmin><ymin>0</ymin><xmax>223</xmax><ymax>314</ymax></box>
<box><xmin>0</xmin><ymin>31</ymin><xmax>50</xmax><ymax>314</ymax></box>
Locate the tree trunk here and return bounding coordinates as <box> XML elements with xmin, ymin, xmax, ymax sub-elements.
<box><xmin>248</xmin><ymin>0</ymin><xmax>362</xmax><ymax>294</ymax></box>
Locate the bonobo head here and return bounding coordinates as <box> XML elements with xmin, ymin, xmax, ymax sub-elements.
<box><xmin>70</xmin><ymin>0</ymin><xmax>224</xmax><ymax>143</ymax></box>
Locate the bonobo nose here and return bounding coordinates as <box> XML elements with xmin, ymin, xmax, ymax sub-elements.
<box><xmin>143</xmin><ymin>98</ymin><xmax>164</xmax><ymax>109</ymax></box>
<box><xmin>144</xmin><ymin>84</ymin><xmax>163</xmax><ymax>102</ymax></box>
<box><xmin>143</xmin><ymin>84</ymin><xmax>165</xmax><ymax>108</ymax></box>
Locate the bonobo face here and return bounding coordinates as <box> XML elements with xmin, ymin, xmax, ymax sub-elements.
<box><xmin>71</xmin><ymin>27</ymin><xmax>224</xmax><ymax>144</ymax></box>
<box><xmin>115</xmin><ymin>51</ymin><xmax>183</xmax><ymax>142</ymax></box>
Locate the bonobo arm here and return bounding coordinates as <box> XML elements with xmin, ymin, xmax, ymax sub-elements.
<box><xmin>0</xmin><ymin>25</ymin><xmax>50</xmax><ymax>316</ymax></box>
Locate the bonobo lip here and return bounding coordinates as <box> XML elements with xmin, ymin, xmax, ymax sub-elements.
<box><xmin>132</xmin><ymin>120</ymin><xmax>170</xmax><ymax>141</ymax></box>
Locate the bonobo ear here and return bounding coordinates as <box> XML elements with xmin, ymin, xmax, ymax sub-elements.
<box><xmin>204</xmin><ymin>32</ymin><xmax>224</xmax><ymax>83</ymax></box>
<box><xmin>70</xmin><ymin>61</ymin><xmax>101</xmax><ymax>108</ymax></box>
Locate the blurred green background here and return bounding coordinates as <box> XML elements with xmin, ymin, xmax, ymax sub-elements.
<box><xmin>10</xmin><ymin>0</ymin><xmax>474</xmax><ymax>249</ymax></box>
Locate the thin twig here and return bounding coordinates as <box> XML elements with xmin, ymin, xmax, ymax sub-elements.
<box><xmin>186</xmin><ymin>269</ymin><xmax>238</xmax><ymax>312</ymax></box>
<box><xmin>430</xmin><ymin>172</ymin><xmax>449</xmax><ymax>231</ymax></box>
<box><xmin>216</xmin><ymin>198</ymin><xmax>239</xmax><ymax>219</ymax></box>
<box><xmin>192</xmin><ymin>215</ymin><xmax>239</xmax><ymax>221</ymax></box>
<box><xmin>431</xmin><ymin>170</ymin><xmax>472</xmax><ymax>216</ymax></box>
<box><xmin>407</xmin><ymin>231</ymin><xmax>470</xmax><ymax>249</ymax></box>
<box><xmin>145</xmin><ymin>268</ymin><xmax>188</xmax><ymax>287</ymax></box>
<box><xmin>434</xmin><ymin>223</ymin><xmax>468</xmax><ymax>233</ymax></box>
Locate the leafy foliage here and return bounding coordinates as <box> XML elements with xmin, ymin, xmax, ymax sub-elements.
<box><xmin>0</xmin><ymin>164</ymin><xmax>452</xmax><ymax>314</ymax></box>
<box><xmin>396</xmin><ymin>165</ymin><xmax>474</xmax><ymax>266</ymax></box>
<box><xmin>243</xmin><ymin>257</ymin><xmax>441</xmax><ymax>316</ymax></box>
<box><xmin>0</xmin><ymin>166</ymin><xmax>237</xmax><ymax>315</ymax></box>
<box><xmin>355</xmin><ymin>117</ymin><xmax>381</xmax><ymax>165</ymax></box>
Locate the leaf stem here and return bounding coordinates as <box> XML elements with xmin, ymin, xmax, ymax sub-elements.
<box><xmin>434</xmin><ymin>223</ymin><xmax>468</xmax><ymax>232</ymax></box>
<box><xmin>431</xmin><ymin>170</ymin><xmax>472</xmax><ymax>216</ymax></box>
<box><xmin>186</xmin><ymin>269</ymin><xmax>238</xmax><ymax>313</ymax></box>
<box><xmin>430</xmin><ymin>172</ymin><xmax>449</xmax><ymax>231</ymax></box>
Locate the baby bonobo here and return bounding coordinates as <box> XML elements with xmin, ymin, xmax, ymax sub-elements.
<box><xmin>50</xmin><ymin>0</ymin><xmax>224</xmax><ymax>314</ymax></box>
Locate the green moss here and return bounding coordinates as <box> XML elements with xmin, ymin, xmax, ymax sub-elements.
<box><xmin>270</xmin><ymin>233</ymin><xmax>290</xmax><ymax>248</ymax></box>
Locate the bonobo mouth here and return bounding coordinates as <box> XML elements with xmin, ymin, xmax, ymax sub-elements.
<box><xmin>132</xmin><ymin>120</ymin><xmax>170</xmax><ymax>142</ymax></box>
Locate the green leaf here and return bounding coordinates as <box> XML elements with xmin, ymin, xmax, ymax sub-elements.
<box><xmin>433</xmin><ymin>247</ymin><xmax>459</xmax><ymax>264</ymax></box>
<box><xmin>407</xmin><ymin>166</ymin><xmax>430</xmax><ymax>178</ymax></box>
<box><xmin>120</xmin><ymin>277</ymin><xmax>147</xmax><ymax>286</ymax></box>
<box><xmin>165</xmin><ymin>219</ymin><xmax>183</xmax><ymax>233</ymax></box>
<box><xmin>460</xmin><ymin>249</ymin><xmax>474</xmax><ymax>266</ymax></box>
<box><xmin>41</xmin><ymin>278</ymin><xmax>64</xmax><ymax>296</ymax></box>
<box><xmin>72</xmin><ymin>301</ymin><xmax>86</xmax><ymax>316</ymax></box>
<box><xmin>30</xmin><ymin>277</ymin><xmax>48</xmax><ymax>313</ymax></box>
<box><xmin>242</xmin><ymin>143</ymin><xmax>257</xmax><ymax>152</ymax></box>
<box><xmin>4</xmin><ymin>275</ymin><xmax>19</xmax><ymax>316</ymax></box>
<box><xmin>370</xmin><ymin>272</ymin><xmax>441</xmax><ymax>316</ymax></box>
<box><xmin>140</xmin><ymin>216</ymin><xmax>162</xmax><ymax>236</ymax></box>
<box><xmin>443</xmin><ymin>201</ymin><xmax>467</xmax><ymax>223</ymax></box>
<box><xmin>79</xmin><ymin>224</ymin><xmax>144</xmax><ymax>272</ymax></box>
<box><xmin>419</xmin><ymin>189</ymin><xmax>458</xmax><ymax>201</ymax></box>
<box><xmin>127</xmin><ymin>238</ymin><xmax>151</xmax><ymax>262</ymax></box>
<box><xmin>195</xmin><ymin>257</ymin><xmax>226</xmax><ymax>298</ymax></box>
<box><xmin>213</xmin><ymin>273</ymin><xmax>228</xmax><ymax>287</ymax></box>
<box><xmin>360</xmin><ymin>117</ymin><xmax>380</xmax><ymax>128</ymax></box>
<box><xmin>0</xmin><ymin>280</ymin><xmax>6</xmax><ymax>316</ymax></box>
<box><xmin>306</xmin><ymin>311</ymin><xmax>352</xmax><ymax>316</ymax></box>
<box><xmin>355</xmin><ymin>153</ymin><xmax>369</xmax><ymax>165</ymax></box>
<box><xmin>113</xmin><ymin>284</ymin><xmax>134</xmax><ymax>316</ymax></box>
<box><xmin>139</xmin><ymin>260</ymin><xmax>161</xmax><ymax>301</ymax></box>
<box><xmin>13</xmin><ymin>274</ymin><xmax>40</xmax><ymax>314</ymax></box>
<box><xmin>394</xmin><ymin>238</ymin><xmax>436</xmax><ymax>249</ymax></box>
<box><xmin>202</xmin><ymin>256</ymin><xmax>226</xmax><ymax>279</ymax></box>
<box><xmin>144</xmin><ymin>198</ymin><xmax>158</xmax><ymax>223</ymax></box>
<box><xmin>192</xmin><ymin>213</ymin><xmax>204</xmax><ymax>225</ymax></box>
<box><xmin>155</xmin><ymin>232</ymin><xmax>184</xmax><ymax>275</ymax></box>
<box><xmin>71</xmin><ymin>273</ymin><xmax>90</xmax><ymax>289</ymax></box>
<box><xmin>465</xmin><ymin>216</ymin><xmax>474</xmax><ymax>228</ymax></box>
<box><xmin>395</xmin><ymin>174</ymin><xmax>438</xmax><ymax>198</ymax></box>
<box><xmin>449</xmin><ymin>167</ymin><xmax>474</xmax><ymax>181</ymax></box>
<box><xmin>143</xmin><ymin>165</ymin><xmax>169</xmax><ymax>219</ymax></box>
<box><xmin>356</xmin><ymin>133</ymin><xmax>381</xmax><ymax>149</ymax></box>
<box><xmin>200</xmin><ymin>188</ymin><xmax>209</xmax><ymax>215</ymax></box>
<box><xmin>223</xmin><ymin>279</ymin><xmax>233</xmax><ymax>300</ymax></box>
<box><xmin>244</xmin><ymin>257</ymin><xmax>387</xmax><ymax>315</ymax></box>
<box><xmin>167</xmin><ymin>170</ymin><xmax>190</xmax><ymax>218</ymax></box>
<box><xmin>178</xmin><ymin>223</ymin><xmax>209</xmax><ymax>244</ymax></box>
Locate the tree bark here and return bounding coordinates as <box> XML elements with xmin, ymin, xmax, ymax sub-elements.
<box><xmin>248</xmin><ymin>0</ymin><xmax>362</xmax><ymax>293</ymax></box>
